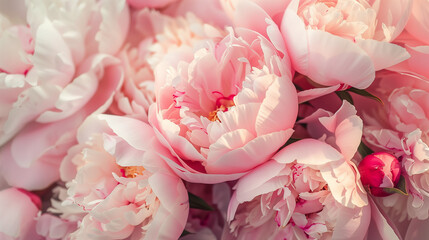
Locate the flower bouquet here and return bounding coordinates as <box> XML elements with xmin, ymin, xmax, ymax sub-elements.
<box><xmin>0</xmin><ymin>0</ymin><xmax>428</xmax><ymax>239</ymax></box>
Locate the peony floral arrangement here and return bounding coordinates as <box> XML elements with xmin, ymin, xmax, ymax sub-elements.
<box><xmin>1</xmin><ymin>0</ymin><xmax>429</xmax><ymax>239</ymax></box>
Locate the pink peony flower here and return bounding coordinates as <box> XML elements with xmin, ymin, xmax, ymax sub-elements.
<box><xmin>0</xmin><ymin>188</ymin><xmax>41</xmax><ymax>240</ymax></box>
<box><xmin>359</xmin><ymin>71</ymin><xmax>429</xmax><ymax>220</ymax></box>
<box><xmin>226</xmin><ymin>139</ymin><xmax>400</xmax><ymax>239</ymax></box>
<box><xmin>149</xmin><ymin>19</ymin><xmax>298</xmax><ymax>183</ymax></box>
<box><xmin>280</xmin><ymin>0</ymin><xmax>411</xmax><ymax>89</ymax></box>
<box><xmin>56</xmin><ymin>114</ymin><xmax>189</xmax><ymax>240</ymax></box>
<box><xmin>358</xmin><ymin>152</ymin><xmax>401</xmax><ymax>197</ymax></box>
<box><xmin>0</xmin><ymin>0</ymin><xmax>129</xmax><ymax>190</ymax></box>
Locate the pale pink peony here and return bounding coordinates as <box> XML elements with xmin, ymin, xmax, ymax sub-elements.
<box><xmin>0</xmin><ymin>0</ymin><xmax>129</xmax><ymax>145</ymax></box>
<box><xmin>149</xmin><ymin>18</ymin><xmax>298</xmax><ymax>183</ymax></box>
<box><xmin>226</xmin><ymin>139</ymin><xmax>400</xmax><ymax>239</ymax></box>
<box><xmin>0</xmin><ymin>0</ymin><xmax>129</xmax><ymax>190</ymax></box>
<box><xmin>280</xmin><ymin>0</ymin><xmax>411</xmax><ymax>89</ymax></box>
<box><xmin>359</xmin><ymin>71</ymin><xmax>429</xmax><ymax>221</ymax></box>
<box><xmin>0</xmin><ymin>188</ymin><xmax>41</xmax><ymax>240</ymax></box>
<box><xmin>56</xmin><ymin>114</ymin><xmax>189</xmax><ymax>240</ymax></box>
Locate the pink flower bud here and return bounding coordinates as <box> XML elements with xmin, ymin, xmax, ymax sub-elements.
<box><xmin>358</xmin><ymin>152</ymin><xmax>401</xmax><ymax>197</ymax></box>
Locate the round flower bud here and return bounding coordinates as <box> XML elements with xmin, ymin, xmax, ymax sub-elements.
<box><xmin>358</xmin><ymin>152</ymin><xmax>401</xmax><ymax>197</ymax></box>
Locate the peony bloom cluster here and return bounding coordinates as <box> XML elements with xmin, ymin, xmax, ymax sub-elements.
<box><xmin>0</xmin><ymin>0</ymin><xmax>429</xmax><ymax>239</ymax></box>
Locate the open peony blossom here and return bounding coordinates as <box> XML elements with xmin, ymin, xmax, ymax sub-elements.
<box><xmin>358</xmin><ymin>152</ymin><xmax>401</xmax><ymax>197</ymax></box>
<box><xmin>359</xmin><ymin>71</ymin><xmax>429</xmax><ymax>221</ymax></box>
<box><xmin>56</xmin><ymin>114</ymin><xmax>189</xmax><ymax>239</ymax></box>
<box><xmin>280</xmin><ymin>0</ymin><xmax>411</xmax><ymax>89</ymax></box>
<box><xmin>149</xmin><ymin>17</ymin><xmax>298</xmax><ymax>183</ymax></box>
<box><xmin>226</xmin><ymin>139</ymin><xmax>400</xmax><ymax>239</ymax></box>
<box><xmin>0</xmin><ymin>0</ymin><xmax>129</xmax><ymax>190</ymax></box>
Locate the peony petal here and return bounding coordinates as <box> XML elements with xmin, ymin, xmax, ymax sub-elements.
<box><xmin>255</xmin><ymin>76</ymin><xmax>297</xmax><ymax>136</ymax></box>
<box><xmin>0</xmin><ymin>188</ymin><xmax>40</xmax><ymax>239</ymax></box>
<box><xmin>356</xmin><ymin>39</ymin><xmax>410</xmax><ymax>71</ymax></box>
<box><xmin>273</xmin><ymin>139</ymin><xmax>343</xmax><ymax>166</ymax></box>
<box><xmin>206</xmin><ymin>130</ymin><xmax>292</xmax><ymax>174</ymax></box>
<box><xmin>305</xmin><ymin>30</ymin><xmax>375</xmax><ymax>89</ymax></box>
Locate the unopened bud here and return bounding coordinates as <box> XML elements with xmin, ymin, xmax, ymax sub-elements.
<box><xmin>358</xmin><ymin>152</ymin><xmax>401</xmax><ymax>197</ymax></box>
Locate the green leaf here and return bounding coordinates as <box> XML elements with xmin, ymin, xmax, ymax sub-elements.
<box><xmin>383</xmin><ymin>175</ymin><xmax>408</xmax><ymax>196</ymax></box>
<box><xmin>357</xmin><ymin>141</ymin><xmax>374</xmax><ymax>158</ymax></box>
<box><xmin>335</xmin><ymin>91</ymin><xmax>354</xmax><ymax>105</ymax></box>
<box><xmin>347</xmin><ymin>87</ymin><xmax>383</xmax><ymax>104</ymax></box>
<box><xmin>180</xmin><ymin>230</ymin><xmax>191</xmax><ymax>237</ymax></box>
<box><xmin>188</xmin><ymin>192</ymin><xmax>213</xmax><ymax>211</ymax></box>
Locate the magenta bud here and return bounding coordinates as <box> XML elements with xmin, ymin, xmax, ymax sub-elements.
<box><xmin>358</xmin><ymin>152</ymin><xmax>401</xmax><ymax>197</ymax></box>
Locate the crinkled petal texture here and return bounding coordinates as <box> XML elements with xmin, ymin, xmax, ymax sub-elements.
<box><xmin>0</xmin><ymin>0</ymin><xmax>129</xmax><ymax>146</ymax></box>
<box><xmin>58</xmin><ymin>114</ymin><xmax>188</xmax><ymax>240</ymax></box>
<box><xmin>280</xmin><ymin>0</ymin><xmax>409</xmax><ymax>89</ymax></box>
<box><xmin>226</xmin><ymin>139</ymin><xmax>376</xmax><ymax>240</ymax></box>
<box><xmin>0</xmin><ymin>188</ymin><xmax>41</xmax><ymax>240</ymax></box>
<box><xmin>359</xmin><ymin>72</ymin><xmax>429</xmax><ymax>221</ymax></box>
<box><xmin>150</xmin><ymin>22</ymin><xmax>298</xmax><ymax>183</ymax></box>
<box><xmin>300</xmin><ymin>100</ymin><xmax>363</xmax><ymax>162</ymax></box>
<box><xmin>0</xmin><ymin>55</ymin><xmax>124</xmax><ymax>190</ymax></box>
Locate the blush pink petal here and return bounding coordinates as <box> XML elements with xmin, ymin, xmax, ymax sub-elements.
<box><xmin>157</xmin><ymin>153</ymin><xmax>245</xmax><ymax>184</ymax></box>
<box><xmin>273</xmin><ymin>139</ymin><xmax>343</xmax><ymax>166</ymax></box>
<box><xmin>405</xmin><ymin>0</ymin><xmax>429</xmax><ymax>44</ymax></box>
<box><xmin>281</xmin><ymin>4</ymin><xmax>375</xmax><ymax>89</ymax></box>
<box><xmin>96</xmin><ymin>0</ymin><xmax>129</xmax><ymax>55</ymax></box>
<box><xmin>233</xmin><ymin>0</ymin><xmax>271</xmax><ymax>39</ymax></box>
<box><xmin>146</xmin><ymin>172</ymin><xmax>189</xmax><ymax>240</ymax></box>
<box><xmin>297</xmin><ymin>85</ymin><xmax>340</xmax><ymax>104</ymax></box>
<box><xmin>0</xmin><ymin>124</ymin><xmax>73</xmax><ymax>190</ymax></box>
<box><xmin>37</xmin><ymin>55</ymin><xmax>121</xmax><ymax>122</ymax></box>
<box><xmin>0</xmin><ymin>188</ymin><xmax>40</xmax><ymax>240</ymax></box>
<box><xmin>318</xmin><ymin>101</ymin><xmax>363</xmax><ymax>161</ymax></box>
<box><xmin>373</xmin><ymin>0</ymin><xmax>413</xmax><ymax>41</ymax></box>
<box><xmin>304</xmin><ymin>30</ymin><xmax>375</xmax><ymax>89</ymax></box>
<box><xmin>355</xmin><ymin>39</ymin><xmax>410</xmax><ymax>71</ymax></box>
<box><xmin>206</xmin><ymin>130</ymin><xmax>293</xmax><ymax>174</ymax></box>
<box><xmin>232</xmin><ymin>160</ymin><xmax>288</xmax><ymax>205</ymax></box>
<box><xmin>36</xmin><ymin>214</ymin><xmax>76</xmax><ymax>240</ymax></box>
<box><xmin>255</xmin><ymin>77</ymin><xmax>297</xmax><ymax>135</ymax></box>
<box><xmin>331</xmin><ymin>204</ymin><xmax>371</xmax><ymax>240</ymax></box>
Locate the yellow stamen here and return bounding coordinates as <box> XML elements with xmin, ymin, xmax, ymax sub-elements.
<box><xmin>122</xmin><ymin>166</ymin><xmax>145</xmax><ymax>178</ymax></box>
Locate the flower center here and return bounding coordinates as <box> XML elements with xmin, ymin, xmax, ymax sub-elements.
<box><xmin>120</xmin><ymin>166</ymin><xmax>145</xmax><ymax>178</ymax></box>
<box><xmin>208</xmin><ymin>96</ymin><xmax>235</xmax><ymax>122</ymax></box>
